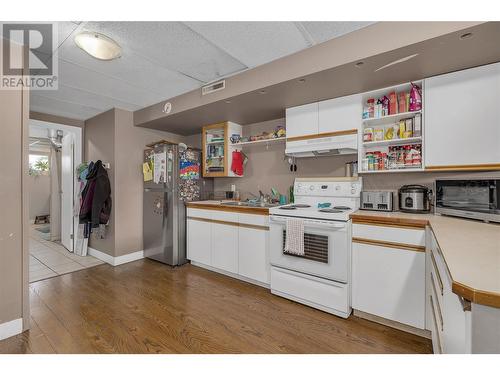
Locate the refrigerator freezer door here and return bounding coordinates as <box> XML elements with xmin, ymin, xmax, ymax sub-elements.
<box><xmin>143</xmin><ymin>189</ymin><xmax>181</xmax><ymax>265</ymax></box>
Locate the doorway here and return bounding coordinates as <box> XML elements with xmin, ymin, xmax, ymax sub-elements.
<box><xmin>28</xmin><ymin>120</ymin><xmax>103</xmax><ymax>283</ymax></box>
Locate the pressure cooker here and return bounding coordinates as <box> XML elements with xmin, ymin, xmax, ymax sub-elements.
<box><xmin>398</xmin><ymin>185</ymin><xmax>431</xmax><ymax>213</ymax></box>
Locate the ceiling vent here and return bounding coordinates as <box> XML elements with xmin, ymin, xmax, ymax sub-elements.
<box><xmin>201</xmin><ymin>80</ymin><xmax>225</xmax><ymax>96</ymax></box>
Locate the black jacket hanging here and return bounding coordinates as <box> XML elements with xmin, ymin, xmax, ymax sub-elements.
<box><xmin>79</xmin><ymin>160</ymin><xmax>112</xmax><ymax>228</ymax></box>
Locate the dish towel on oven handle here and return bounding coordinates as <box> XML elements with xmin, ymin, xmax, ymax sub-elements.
<box><xmin>284</xmin><ymin>218</ymin><xmax>305</xmax><ymax>256</ymax></box>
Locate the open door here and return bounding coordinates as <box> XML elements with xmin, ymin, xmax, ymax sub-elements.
<box><xmin>61</xmin><ymin>132</ymin><xmax>74</xmax><ymax>252</ymax></box>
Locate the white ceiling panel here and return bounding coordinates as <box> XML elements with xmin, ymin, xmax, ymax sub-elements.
<box><xmin>26</xmin><ymin>21</ymin><xmax>376</xmax><ymax>122</ymax></box>
<box><xmin>80</xmin><ymin>22</ymin><xmax>247</xmax><ymax>82</ymax></box>
<box><xmin>184</xmin><ymin>22</ymin><xmax>310</xmax><ymax>68</ymax></box>
<box><xmin>33</xmin><ymin>84</ymin><xmax>141</xmax><ymax>112</ymax></box>
<box><xmin>57</xmin><ymin>40</ymin><xmax>201</xmax><ymax>98</ymax></box>
<box><xmin>31</xmin><ymin>94</ymin><xmax>102</xmax><ymax>120</ymax></box>
<box><xmin>57</xmin><ymin>60</ymin><xmax>161</xmax><ymax>107</ymax></box>
<box><xmin>0</xmin><ymin>21</ymin><xmax>78</xmax><ymax>59</ymax></box>
<box><xmin>299</xmin><ymin>22</ymin><xmax>374</xmax><ymax>45</ymax></box>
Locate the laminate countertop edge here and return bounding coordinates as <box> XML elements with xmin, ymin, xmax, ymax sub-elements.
<box><xmin>185</xmin><ymin>201</ymin><xmax>270</xmax><ymax>216</ymax></box>
<box><xmin>350</xmin><ymin>211</ymin><xmax>500</xmax><ymax>309</ymax></box>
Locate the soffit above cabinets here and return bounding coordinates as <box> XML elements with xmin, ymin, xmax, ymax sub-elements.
<box><xmin>20</xmin><ymin>21</ymin><xmax>373</xmax><ymax>121</ymax></box>
<box><xmin>134</xmin><ymin>22</ymin><xmax>500</xmax><ymax>135</ymax></box>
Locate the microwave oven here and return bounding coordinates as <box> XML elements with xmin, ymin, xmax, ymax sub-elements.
<box><xmin>435</xmin><ymin>178</ymin><xmax>500</xmax><ymax>223</ymax></box>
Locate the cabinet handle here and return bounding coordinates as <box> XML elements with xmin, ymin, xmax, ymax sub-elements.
<box><xmin>430</xmin><ymin>273</ymin><xmax>444</xmax><ymax>331</ymax></box>
<box><xmin>352</xmin><ymin>237</ymin><xmax>425</xmax><ymax>252</ymax></box>
<box><xmin>430</xmin><ymin>251</ymin><xmax>444</xmax><ymax>296</ymax></box>
<box><xmin>429</xmin><ymin>295</ymin><xmax>443</xmax><ymax>354</ymax></box>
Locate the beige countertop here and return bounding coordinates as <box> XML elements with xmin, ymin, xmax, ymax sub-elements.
<box><xmin>185</xmin><ymin>200</ymin><xmax>270</xmax><ymax>216</ymax></box>
<box><xmin>350</xmin><ymin>210</ymin><xmax>500</xmax><ymax>308</ymax></box>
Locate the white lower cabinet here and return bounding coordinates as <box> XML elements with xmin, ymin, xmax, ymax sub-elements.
<box><xmin>352</xmin><ymin>223</ymin><xmax>426</xmax><ymax>329</ymax></box>
<box><xmin>211</xmin><ymin>222</ymin><xmax>239</xmax><ymax>274</ymax></box>
<box><xmin>428</xmin><ymin>230</ymin><xmax>471</xmax><ymax>353</ymax></box>
<box><xmin>186</xmin><ymin>208</ymin><xmax>270</xmax><ymax>286</ymax></box>
<box><xmin>186</xmin><ymin>218</ymin><xmax>211</xmax><ymax>265</ymax></box>
<box><xmin>238</xmin><ymin>226</ymin><xmax>269</xmax><ymax>284</ymax></box>
<box><xmin>352</xmin><ymin>242</ymin><xmax>426</xmax><ymax>329</ymax></box>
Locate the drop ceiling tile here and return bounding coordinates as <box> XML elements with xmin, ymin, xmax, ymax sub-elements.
<box><xmin>80</xmin><ymin>21</ymin><xmax>247</xmax><ymax>82</ymax></box>
<box><xmin>30</xmin><ymin>94</ymin><xmax>101</xmax><ymax>120</ymax></box>
<box><xmin>184</xmin><ymin>22</ymin><xmax>310</xmax><ymax>68</ymax></box>
<box><xmin>299</xmin><ymin>22</ymin><xmax>375</xmax><ymax>45</ymax></box>
<box><xmin>0</xmin><ymin>21</ymin><xmax>78</xmax><ymax>59</ymax></box>
<box><xmin>33</xmin><ymin>84</ymin><xmax>141</xmax><ymax>112</ymax></box>
<box><xmin>57</xmin><ymin>59</ymin><xmax>161</xmax><ymax>107</ymax></box>
<box><xmin>57</xmin><ymin>37</ymin><xmax>201</xmax><ymax>98</ymax></box>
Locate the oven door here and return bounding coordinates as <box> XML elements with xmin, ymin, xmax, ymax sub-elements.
<box><xmin>269</xmin><ymin>215</ymin><xmax>350</xmax><ymax>282</ymax></box>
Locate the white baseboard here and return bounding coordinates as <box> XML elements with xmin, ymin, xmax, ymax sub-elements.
<box><xmin>88</xmin><ymin>247</ymin><xmax>144</xmax><ymax>266</ymax></box>
<box><xmin>0</xmin><ymin>318</ymin><xmax>23</xmax><ymax>341</ymax></box>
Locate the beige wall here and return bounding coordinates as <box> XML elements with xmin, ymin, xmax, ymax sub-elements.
<box><xmin>84</xmin><ymin>109</ymin><xmax>116</xmax><ymax>256</ymax></box>
<box><xmin>28</xmin><ymin>174</ymin><xmax>51</xmax><ymax>220</ymax></box>
<box><xmin>0</xmin><ymin>40</ymin><xmax>28</xmax><ymax>328</ymax></box>
<box><xmin>208</xmin><ymin>119</ymin><xmax>356</xmax><ymax>199</ymax></box>
<box><xmin>84</xmin><ymin>108</ymin><xmax>184</xmax><ymax>258</ymax></box>
<box><xmin>30</xmin><ymin>111</ymin><xmax>84</xmax><ymax>128</ymax></box>
<box><xmin>211</xmin><ymin>119</ymin><xmax>500</xmax><ymax>201</ymax></box>
<box><xmin>113</xmin><ymin>108</ymin><xmax>184</xmax><ymax>256</ymax></box>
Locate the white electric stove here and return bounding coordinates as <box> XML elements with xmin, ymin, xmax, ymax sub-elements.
<box><xmin>269</xmin><ymin>177</ymin><xmax>362</xmax><ymax>318</ymax></box>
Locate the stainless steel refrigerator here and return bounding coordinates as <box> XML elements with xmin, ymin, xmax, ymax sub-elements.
<box><xmin>143</xmin><ymin>144</ymin><xmax>212</xmax><ymax>266</ymax></box>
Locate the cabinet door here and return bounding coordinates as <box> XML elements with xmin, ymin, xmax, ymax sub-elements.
<box><xmin>318</xmin><ymin>94</ymin><xmax>361</xmax><ymax>134</ymax></box>
<box><xmin>425</xmin><ymin>63</ymin><xmax>500</xmax><ymax>168</ymax></box>
<box><xmin>187</xmin><ymin>219</ymin><xmax>211</xmax><ymax>265</ymax></box>
<box><xmin>352</xmin><ymin>242</ymin><xmax>426</xmax><ymax>329</ymax></box>
<box><xmin>211</xmin><ymin>223</ymin><xmax>239</xmax><ymax>274</ymax></box>
<box><xmin>238</xmin><ymin>227</ymin><xmax>270</xmax><ymax>284</ymax></box>
<box><xmin>285</xmin><ymin>102</ymin><xmax>319</xmax><ymax>139</ymax></box>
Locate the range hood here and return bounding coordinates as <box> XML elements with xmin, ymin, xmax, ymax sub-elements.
<box><xmin>285</xmin><ymin>132</ymin><xmax>358</xmax><ymax>158</ymax></box>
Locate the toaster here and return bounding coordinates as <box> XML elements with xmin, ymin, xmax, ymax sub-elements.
<box><xmin>361</xmin><ymin>190</ymin><xmax>398</xmax><ymax>212</ymax></box>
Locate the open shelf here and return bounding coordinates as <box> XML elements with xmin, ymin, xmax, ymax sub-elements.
<box><xmin>231</xmin><ymin>137</ymin><xmax>285</xmax><ymax>146</ymax></box>
<box><xmin>362</xmin><ymin>110</ymin><xmax>422</xmax><ymax>126</ymax></box>
<box><xmin>359</xmin><ymin>167</ymin><xmax>424</xmax><ymax>174</ymax></box>
<box><xmin>363</xmin><ymin>137</ymin><xmax>422</xmax><ymax>148</ymax></box>
<box><xmin>358</xmin><ymin>80</ymin><xmax>425</xmax><ymax>174</ymax></box>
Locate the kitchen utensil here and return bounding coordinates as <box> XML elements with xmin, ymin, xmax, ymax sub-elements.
<box><xmin>361</xmin><ymin>190</ymin><xmax>398</xmax><ymax>212</ymax></box>
<box><xmin>398</xmin><ymin>185</ymin><xmax>431</xmax><ymax>213</ymax></box>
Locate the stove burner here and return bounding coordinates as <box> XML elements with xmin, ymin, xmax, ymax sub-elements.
<box><xmin>279</xmin><ymin>204</ymin><xmax>311</xmax><ymax>210</ymax></box>
<box><xmin>332</xmin><ymin>206</ymin><xmax>352</xmax><ymax>210</ymax></box>
<box><xmin>318</xmin><ymin>208</ymin><xmax>344</xmax><ymax>213</ymax></box>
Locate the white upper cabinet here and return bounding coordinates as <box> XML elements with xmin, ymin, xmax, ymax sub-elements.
<box><xmin>285</xmin><ymin>102</ymin><xmax>319</xmax><ymax>139</ymax></box>
<box><xmin>425</xmin><ymin>63</ymin><xmax>500</xmax><ymax>169</ymax></box>
<box><xmin>318</xmin><ymin>94</ymin><xmax>362</xmax><ymax>134</ymax></box>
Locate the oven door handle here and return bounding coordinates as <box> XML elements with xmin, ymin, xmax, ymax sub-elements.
<box><xmin>270</xmin><ymin>216</ymin><xmax>346</xmax><ymax>229</ymax></box>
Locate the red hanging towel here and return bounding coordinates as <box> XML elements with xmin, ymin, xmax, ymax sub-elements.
<box><xmin>231</xmin><ymin>150</ymin><xmax>244</xmax><ymax>176</ymax></box>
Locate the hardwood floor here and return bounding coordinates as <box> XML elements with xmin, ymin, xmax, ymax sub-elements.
<box><xmin>0</xmin><ymin>259</ymin><xmax>432</xmax><ymax>354</ymax></box>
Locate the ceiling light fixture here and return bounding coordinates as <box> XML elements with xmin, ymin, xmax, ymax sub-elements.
<box><xmin>355</xmin><ymin>61</ymin><xmax>364</xmax><ymax>68</ymax></box>
<box><xmin>259</xmin><ymin>90</ymin><xmax>267</xmax><ymax>95</ymax></box>
<box><xmin>374</xmin><ymin>53</ymin><xmax>419</xmax><ymax>72</ymax></box>
<box><xmin>460</xmin><ymin>32</ymin><xmax>473</xmax><ymax>40</ymax></box>
<box><xmin>75</xmin><ymin>31</ymin><xmax>122</xmax><ymax>61</ymax></box>
<box><xmin>298</xmin><ymin>78</ymin><xmax>306</xmax><ymax>83</ymax></box>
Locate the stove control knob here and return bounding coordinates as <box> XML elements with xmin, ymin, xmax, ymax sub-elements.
<box><xmin>309</xmin><ymin>185</ymin><xmax>315</xmax><ymax>191</ymax></box>
<box><xmin>351</xmin><ymin>189</ymin><xmax>356</xmax><ymax>194</ymax></box>
<box><xmin>335</xmin><ymin>185</ymin><xmax>341</xmax><ymax>191</ymax></box>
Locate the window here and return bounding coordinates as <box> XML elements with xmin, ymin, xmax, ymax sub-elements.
<box><xmin>29</xmin><ymin>154</ymin><xmax>49</xmax><ymax>176</ymax></box>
